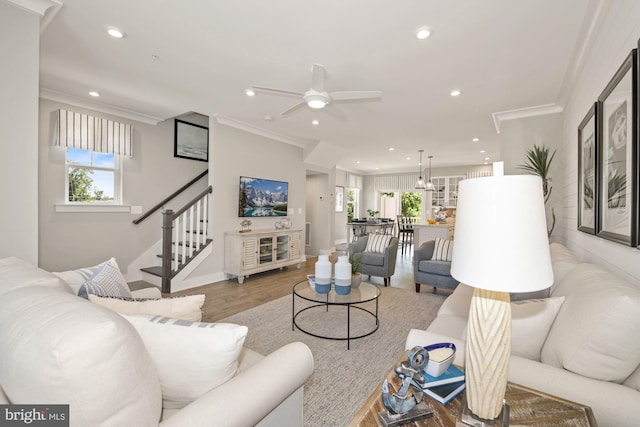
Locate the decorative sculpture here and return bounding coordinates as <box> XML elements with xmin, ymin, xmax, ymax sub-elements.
<box><xmin>240</xmin><ymin>219</ymin><xmax>252</xmax><ymax>233</ymax></box>
<box><xmin>378</xmin><ymin>346</ymin><xmax>433</xmax><ymax>426</ymax></box>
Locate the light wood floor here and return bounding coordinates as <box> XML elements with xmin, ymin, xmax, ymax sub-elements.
<box><xmin>151</xmin><ymin>245</ymin><xmax>438</xmax><ymax>323</ymax></box>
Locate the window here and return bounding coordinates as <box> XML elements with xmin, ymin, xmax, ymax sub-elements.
<box><xmin>347</xmin><ymin>188</ymin><xmax>359</xmax><ymax>220</ymax></box>
<box><xmin>65</xmin><ymin>148</ymin><xmax>122</xmax><ymax>204</ymax></box>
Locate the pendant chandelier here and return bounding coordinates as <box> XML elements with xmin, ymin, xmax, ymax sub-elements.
<box><xmin>425</xmin><ymin>155</ymin><xmax>435</xmax><ymax>191</ymax></box>
<box><xmin>415</xmin><ymin>150</ymin><xmax>426</xmax><ymax>189</ymax></box>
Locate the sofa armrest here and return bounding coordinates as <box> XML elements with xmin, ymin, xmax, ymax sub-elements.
<box><xmin>413</xmin><ymin>241</ymin><xmax>435</xmax><ymax>271</ymax></box>
<box><xmin>349</xmin><ymin>236</ymin><xmax>368</xmax><ymax>256</ymax></box>
<box><xmin>159</xmin><ymin>342</ymin><xmax>314</xmax><ymax>427</ymax></box>
<box><xmin>131</xmin><ymin>287</ymin><xmax>162</xmax><ymax>299</ymax></box>
<box><xmin>405</xmin><ymin>329</ymin><xmax>466</xmax><ymax>367</ymax></box>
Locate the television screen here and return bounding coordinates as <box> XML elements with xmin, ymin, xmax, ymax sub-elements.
<box><xmin>239</xmin><ymin>176</ymin><xmax>288</xmax><ymax>217</ymax></box>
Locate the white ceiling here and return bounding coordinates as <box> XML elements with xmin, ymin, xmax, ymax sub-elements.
<box><xmin>38</xmin><ymin>0</ymin><xmax>596</xmax><ymax>173</ymax></box>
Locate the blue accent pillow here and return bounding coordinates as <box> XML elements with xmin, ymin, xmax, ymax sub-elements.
<box><xmin>77</xmin><ymin>260</ymin><xmax>132</xmax><ymax>300</ymax></box>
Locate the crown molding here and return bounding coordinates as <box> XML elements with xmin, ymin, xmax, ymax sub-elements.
<box><xmin>39</xmin><ymin>88</ymin><xmax>165</xmax><ymax>125</ymax></box>
<box><xmin>491</xmin><ymin>103</ymin><xmax>563</xmax><ymax>134</ymax></box>
<box><xmin>6</xmin><ymin>0</ymin><xmax>63</xmax><ymax>33</ymax></box>
<box><xmin>213</xmin><ymin>115</ymin><xmax>312</xmax><ymax>148</ymax></box>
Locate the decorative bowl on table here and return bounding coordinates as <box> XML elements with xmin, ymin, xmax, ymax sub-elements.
<box><xmin>424</xmin><ymin>342</ymin><xmax>456</xmax><ymax>377</ymax></box>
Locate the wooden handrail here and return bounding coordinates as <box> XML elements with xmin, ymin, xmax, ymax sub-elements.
<box><xmin>133</xmin><ymin>170</ymin><xmax>208</xmax><ymax>224</ymax></box>
<box><xmin>172</xmin><ymin>185</ymin><xmax>212</xmax><ymax>219</ymax></box>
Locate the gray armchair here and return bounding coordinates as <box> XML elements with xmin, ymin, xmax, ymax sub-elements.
<box><xmin>349</xmin><ymin>235</ymin><xmax>399</xmax><ymax>286</ymax></box>
<box><xmin>413</xmin><ymin>240</ymin><xmax>459</xmax><ymax>293</ymax></box>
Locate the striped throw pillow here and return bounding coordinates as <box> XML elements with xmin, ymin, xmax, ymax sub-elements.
<box><xmin>365</xmin><ymin>234</ymin><xmax>393</xmax><ymax>254</ymax></box>
<box><xmin>431</xmin><ymin>237</ymin><xmax>453</xmax><ymax>261</ymax></box>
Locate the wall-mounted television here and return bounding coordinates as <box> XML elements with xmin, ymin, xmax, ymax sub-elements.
<box><xmin>238</xmin><ymin>176</ymin><xmax>288</xmax><ymax>217</ymax></box>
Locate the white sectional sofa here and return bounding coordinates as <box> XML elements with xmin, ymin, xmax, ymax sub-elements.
<box><xmin>406</xmin><ymin>243</ymin><xmax>640</xmax><ymax>427</ymax></box>
<box><xmin>0</xmin><ymin>257</ymin><xmax>314</xmax><ymax>427</ymax></box>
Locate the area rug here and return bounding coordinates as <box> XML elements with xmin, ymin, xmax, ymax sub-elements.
<box><xmin>220</xmin><ymin>285</ymin><xmax>446</xmax><ymax>426</ymax></box>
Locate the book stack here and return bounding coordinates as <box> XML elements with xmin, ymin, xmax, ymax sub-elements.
<box><xmin>412</xmin><ymin>365</ymin><xmax>466</xmax><ymax>405</ymax></box>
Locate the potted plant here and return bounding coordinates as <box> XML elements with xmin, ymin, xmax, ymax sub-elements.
<box><xmin>367</xmin><ymin>209</ymin><xmax>380</xmax><ymax>223</ymax></box>
<box><xmin>350</xmin><ymin>254</ymin><xmax>363</xmax><ymax>288</ymax></box>
<box><xmin>518</xmin><ymin>144</ymin><xmax>556</xmax><ymax>237</ymax></box>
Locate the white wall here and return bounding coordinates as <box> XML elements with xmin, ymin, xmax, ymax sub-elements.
<box><xmin>305</xmin><ymin>174</ymin><xmax>331</xmax><ymax>256</ymax></box>
<box><xmin>195</xmin><ymin>121</ymin><xmax>306</xmax><ymax>279</ymax></box>
<box><xmin>558</xmin><ymin>0</ymin><xmax>640</xmax><ymax>286</ymax></box>
<box><xmin>0</xmin><ymin>3</ymin><xmax>39</xmax><ymax>263</ymax></box>
<box><xmin>334</xmin><ymin>169</ymin><xmax>348</xmax><ymax>244</ymax></box>
<box><xmin>38</xmin><ymin>99</ymin><xmax>206</xmax><ymax>273</ymax></box>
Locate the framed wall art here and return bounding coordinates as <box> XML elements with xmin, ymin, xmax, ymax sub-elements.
<box><xmin>174</xmin><ymin>119</ymin><xmax>209</xmax><ymax>162</ymax></box>
<box><xmin>596</xmin><ymin>48</ymin><xmax>638</xmax><ymax>246</ymax></box>
<box><xmin>335</xmin><ymin>186</ymin><xmax>344</xmax><ymax>212</ymax></box>
<box><xmin>577</xmin><ymin>103</ymin><xmax>597</xmax><ymax>234</ymax></box>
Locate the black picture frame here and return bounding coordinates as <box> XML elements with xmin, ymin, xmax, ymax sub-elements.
<box><xmin>596</xmin><ymin>48</ymin><xmax>638</xmax><ymax>246</ymax></box>
<box><xmin>578</xmin><ymin>103</ymin><xmax>598</xmax><ymax>234</ymax></box>
<box><xmin>174</xmin><ymin>119</ymin><xmax>209</xmax><ymax>162</ymax></box>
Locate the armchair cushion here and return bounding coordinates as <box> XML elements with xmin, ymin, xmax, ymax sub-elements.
<box><xmin>431</xmin><ymin>237</ymin><xmax>453</xmax><ymax>261</ymax></box>
<box><xmin>361</xmin><ymin>252</ymin><xmax>385</xmax><ymax>266</ymax></box>
<box><xmin>123</xmin><ymin>314</ymin><xmax>248</xmax><ymax>410</ymax></box>
<box><xmin>418</xmin><ymin>260</ymin><xmax>452</xmax><ymax>276</ymax></box>
<box><xmin>364</xmin><ymin>234</ymin><xmax>393</xmax><ymax>254</ymax></box>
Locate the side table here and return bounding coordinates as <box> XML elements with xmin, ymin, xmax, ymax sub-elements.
<box><xmin>349</xmin><ymin>352</ymin><xmax>598</xmax><ymax>427</ymax></box>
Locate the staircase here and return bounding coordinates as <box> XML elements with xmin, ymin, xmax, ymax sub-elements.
<box><xmin>133</xmin><ymin>170</ymin><xmax>212</xmax><ymax>293</ymax></box>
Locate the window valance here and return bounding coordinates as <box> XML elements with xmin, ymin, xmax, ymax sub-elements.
<box><xmin>53</xmin><ymin>109</ymin><xmax>133</xmax><ymax>157</ymax></box>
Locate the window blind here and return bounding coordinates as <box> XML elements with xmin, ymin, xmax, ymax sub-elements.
<box><xmin>53</xmin><ymin>109</ymin><xmax>133</xmax><ymax>157</ymax></box>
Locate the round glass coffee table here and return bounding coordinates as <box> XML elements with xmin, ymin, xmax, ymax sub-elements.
<box><xmin>292</xmin><ymin>280</ymin><xmax>380</xmax><ymax>349</ymax></box>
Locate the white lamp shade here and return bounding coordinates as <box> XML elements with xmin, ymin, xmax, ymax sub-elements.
<box><xmin>450</xmin><ymin>175</ymin><xmax>553</xmax><ymax>293</ymax></box>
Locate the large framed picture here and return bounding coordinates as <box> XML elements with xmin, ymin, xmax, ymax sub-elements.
<box><xmin>596</xmin><ymin>49</ymin><xmax>638</xmax><ymax>246</ymax></box>
<box><xmin>335</xmin><ymin>186</ymin><xmax>344</xmax><ymax>212</ymax></box>
<box><xmin>577</xmin><ymin>103</ymin><xmax>597</xmax><ymax>234</ymax></box>
<box><xmin>174</xmin><ymin>119</ymin><xmax>209</xmax><ymax>162</ymax></box>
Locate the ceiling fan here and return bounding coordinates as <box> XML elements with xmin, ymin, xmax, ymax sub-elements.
<box><xmin>251</xmin><ymin>64</ymin><xmax>382</xmax><ymax>121</ymax></box>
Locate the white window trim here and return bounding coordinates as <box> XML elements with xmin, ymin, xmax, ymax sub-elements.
<box><xmin>55</xmin><ymin>204</ymin><xmax>131</xmax><ymax>213</ymax></box>
<box><xmin>64</xmin><ymin>150</ymin><xmax>123</xmax><ymax>205</ymax></box>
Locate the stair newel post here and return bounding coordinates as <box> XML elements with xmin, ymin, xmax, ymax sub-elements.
<box><xmin>161</xmin><ymin>209</ymin><xmax>174</xmax><ymax>293</ymax></box>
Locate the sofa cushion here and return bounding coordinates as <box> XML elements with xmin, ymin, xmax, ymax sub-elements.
<box><xmin>53</xmin><ymin>257</ymin><xmax>120</xmax><ymax>295</ymax></box>
<box><xmin>418</xmin><ymin>259</ymin><xmax>452</xmax><ymax>276</ymax></box>
<box><xmin>0</xmin><ymin>286</ymin><xmax>162</xmax><ymax>426</ymax></box>
<box><xmin>548</xmin><ymin>243</ymin><xmax>580</xmax><ymax>292</ymax></box>
<box><xmin>122</xmin><ymin>314</ymin><xmax>248</xmax><ymax>410</ymax></box>
<box><xmin>0</xmin><ymin>257</ymin><xmax>72</xmax><ymax>296</ymax></box>
<box><xmin>77</xmin><ymin>259</ymin><xmax>133</xmax><ymax>300</ymax></box>
<box><xmin>364</xmin><ymin>234</ymin><xmax>392</xmax><ymax>254</ymax></box>
<box><xmin>361</xmin><ymin>252</ymin><xmax>385</xmax><ymax>266</ymax></box>
<box><xmin>541</xmin><ymin>263</ymin><xmax>640</xmax><ymax>382</ymax></box>
<box><xmin>431</xmin><ymin>237</ymin><xmax>453</xmax><ymax>261</ymax></box>
<box><xmin>510</xmin><ymin>296</ymin><xmax>565</xmax><ymax>361</ymax></box>
<box><xmin>624</xmin><ymin>363</ymin><xmax>640</xmax><ymax>392</ymax></box>
<box><xmin>89</xmin><ymin>294</ymin><xmax>205</xmax><ymax>322</ymax></box>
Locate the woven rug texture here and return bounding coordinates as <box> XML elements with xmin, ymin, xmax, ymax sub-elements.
<box><xmin>221</xmin><ymin>285</ymin><xmax>446</xmax><ymax>426</ymax></box>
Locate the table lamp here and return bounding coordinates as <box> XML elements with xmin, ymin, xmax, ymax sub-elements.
<box><xmin>451</xmin><ymin>172</ymin><xmax>553</xmax><ymax>426</ymax></box>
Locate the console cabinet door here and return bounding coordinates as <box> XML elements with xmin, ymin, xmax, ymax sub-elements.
<box><xmin>242</xmin><ymin>237</ymin><xmax>258</xmax><ymax>269</ymax></box>
<box><xmin>289</xmin><ymin>232</ymin><xmax>300</xmax><ymax>260</ymax></box>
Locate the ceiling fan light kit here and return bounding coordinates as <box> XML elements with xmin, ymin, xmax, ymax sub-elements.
<box><xmin>251</xmin><ymin>64</ymin><xmax>381</xmax><ymax>120</ymax></box>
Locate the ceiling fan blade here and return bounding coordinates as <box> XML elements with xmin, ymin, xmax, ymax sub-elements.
<box><xmin>252</xmin><ymin>86</ymin><xmax>304</xmax><ymax>98</ymax></box>
<box><xmin>310</xmin><ymin>64</ymin><xmax>326</xmax><ymax>92</ymax></box>
<box><xmin>329</xmin><ymin>90</ymin><xmax>382</xmax><ymax>101</ymax></box>
<box><xmin>280</xmin><ymin>101</ymin><xmax>307</xmax><ymax>117</ymax></box>
<box><xmin>324</xmin><ymin>104</ymin><xmax>348</xmax><ymax>122</ymax></box>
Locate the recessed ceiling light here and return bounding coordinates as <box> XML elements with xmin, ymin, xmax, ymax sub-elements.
<box><xmin>388</xmin><ymin>147</ymin><xmax>394</xmax><ymax>151</ymax></box>
<box><xmin>484</xmin><ymin>157</ymin><xmax>490</xmax><ymax>161</ymax></box>
<box><xmin>356</xmin><ymin>161</ymin><xmax>361</xmax><ymax>164</ymax></box>
<box><xmin>450</xmin><ymin>90</ymin><xmax>461</xmax><ymax>97</ymax></box>
<box><xmin>312</xmin><ymin>120</ymin><xmax>319</xmax><ymax>125</ymax></box>
<box><xmin>416</xmin><ymin>26</ymin><xmax>432</xmax><ymax>40</ymax></box>
<box><xmin>245</xmin><ymin>89</ymin><xmax>255</xmax><ymax>97</ymax></box>
<box><xmin>480</xmin><ymin>150</ymin><xmax>486</xmax><ymax>153</ymax></box>
<box><xmin>472</xmin><ymin>137</ymin><xmax>479</xmax><ymax>142</ymax></box>
<box><xmin>484</xmin><ymin>162</ymin><xmax>489</xmax><ymax>165</ymax></box>
<box><xmin>88</xmin><ymin>91</ymin><xmax>100</xmax><ymax>97</ymax></box>
<box><xmin>406</xmin><ymin>157</ymin><xmax>411</xmax><ymax>160</ymax></box>
<box><xmin>106</xmin><ymin>27</ymin><xmax>125</xmax><ymax>39</ymax></box>
<box><xmin>264</xmin><ymin>115</ymin><xmax>273</xmax><ymax>121</ymax></box>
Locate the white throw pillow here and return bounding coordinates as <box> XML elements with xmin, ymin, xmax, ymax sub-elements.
<box><xmin>541</xmin><ymin>263</ymin><xmax>640</xmax><ymax>382</ymax></box>
<box><xmin>0</xmin><ymin>287</ymin><xmax>162</xmax><ymax>426</ymax></box>
<box><xmin>53</xmin><ymin>258</ymin><xmax>119</xmax><ymax>295</ymax></box>
<box><xmin>77</xmin><ymin>260</ymin><xmax>132</xmax><ymax>300</ymax></box>
<box><xmin>365</xmin><ymin>234</ymin><xmax>392</xmax><ymax>254</ymax></box>
<box><xmin>510</xmin><ymin>296</ymin><xmax>565</xmax><ymax>361</ymax></box>
<box><xmin>89</xmin><ymin>294</ymin><xmax>205</xmax><ymax>322</ymax></box>
<box><xmin>460</xmin><ymin>296</ymin><xmax>565</xmax><ymax>361</ymax></box>
<box><xmin>122</xmin><ymin>314</ymin><xmax>248</xmax><ymax>409</ymax></box>
<box><xmin>431</xmin><ymin>237</ymin><xmax>453</xmax><ymax>261</ymax></box>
